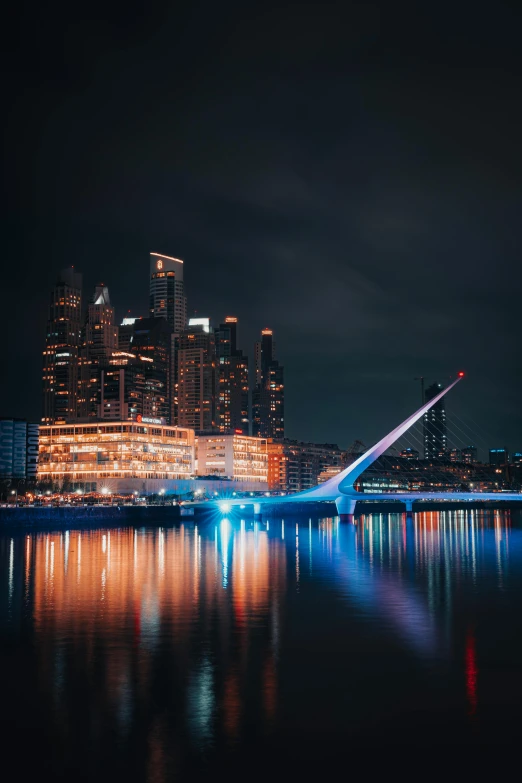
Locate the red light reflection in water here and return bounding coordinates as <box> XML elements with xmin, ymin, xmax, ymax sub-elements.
<box><xmin>465</xmin><ymin>629</ymin><xmax>478</xmax><ymax>718</ymax></box>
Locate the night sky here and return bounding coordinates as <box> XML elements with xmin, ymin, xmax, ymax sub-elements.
<box><xmin>4</xmin><ymin>1</ymin><xmax>522</xmax><ymax>455</ymax></box>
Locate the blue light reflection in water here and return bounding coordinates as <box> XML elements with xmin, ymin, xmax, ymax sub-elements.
<box><xmin>1</xmin><ymin>509</ymin><xmax>522</xmax><ymax>779</ymax></box>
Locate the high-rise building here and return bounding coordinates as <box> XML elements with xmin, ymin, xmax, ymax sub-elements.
<box><xmin>118</xmin><ymin>316</ymin><xmax>142</xmax><ymax>353</ymax></box>
<box><xmin>489</xmin><ymin>448</ymin><xmax>509</xmax><ymax>466</ymax></box>
<box><xmin>461</xmin><ymin>446</ymin><xmax>478</xmax><ymax>464</ymax></box>
<box><xmin>252</xmin><ymin>329</ymin><xmax>284</xmax><ymax>439</ymax></box>
<box><xmin>127</xmin><ymin>317</ymin><xmax>173</xmax><ymax>423</ymax></box>
<box><xmin>99</xmin><ymin>352</ymin><xmax>170</xmax><ymax>422</ymax></box>
<box><xmin>449</xmin><ymin>448</ymin><xmax>461</xmax><ymax>463</ymax></box>
<box><xmin>42</xmin><ymin>268</ymin><xmax>83</xmax><ymax>424</ymax></box>
<box><xmin>77</xmin><ymin>285</ymin><xmax>118</xmax><ymax>419</ymax></box>
<box><xmin>214</xmin><ymin>317</ymin><xmax>249</xmax><ymax>434</ymax></box>
<box><xmin>177</xmin><ymin>319</ymin><xmax>218</xmax><ymax>433</ymax></box>
<box><xmin>513</xmin><ymin>452</ymin><xmax>522</xmax><ymax>465</ymax></box>
<box><xmin>149</xmin><ymin>253</ymin><xmax>186</xmax><ymax>333</ymax></box>
<box><xmin>423</xmin><ymin>382</ymin><xmax>447</xmax><ymax>460</ymax></box>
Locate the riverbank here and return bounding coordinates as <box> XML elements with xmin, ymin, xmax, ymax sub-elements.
<box><xmin>0</xmin><ymin>504</ymin><xmax>181</xmax><ymax>529</ymax></box>
<box><xmin>2</xmin><ymin>499</ymin><xmax>520</xmax><ymax>530</ymax></box>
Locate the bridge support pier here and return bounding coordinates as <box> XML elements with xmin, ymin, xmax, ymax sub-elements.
<box><xmin>404</xmin><ymin>499</ymin><xmax>413</xmax><ymax>516</ymax></box>
<box><xmin>336</xmin><ymin>496</ymin><xmax>357</xmax><ymax>520</ymax></box>
<box><xmin>253</xmin><ymin>503</ymin><xmax>262</xmax><ymax>516</ymax></box>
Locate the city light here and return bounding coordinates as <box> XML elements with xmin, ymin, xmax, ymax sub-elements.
<box><xmin>220</xmin><ymin>503</ymin><xmax>231</xmax><ymax>513</ymax></box>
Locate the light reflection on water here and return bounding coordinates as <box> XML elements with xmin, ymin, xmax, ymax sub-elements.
<box><xmin>1</xmin><ymin>509</ymin><xmax>522</xmax><ymax>778</ymax></box>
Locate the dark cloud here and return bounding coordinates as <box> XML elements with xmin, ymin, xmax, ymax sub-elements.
<box><xmin>3</xmin><ymin>1</ymin><xmax>521</xmax><ymax>455</ymax></box>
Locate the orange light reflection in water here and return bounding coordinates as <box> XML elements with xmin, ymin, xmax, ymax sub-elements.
<box><xmin>29</xmin><ymin>525</ymin><xmax>286</xmax><ymax>749</ymax></box>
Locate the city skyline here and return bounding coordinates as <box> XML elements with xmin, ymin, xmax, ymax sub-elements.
<box><xmin>3</xmin><ymin>3</ymin><xmax>521</xmax><ymax>453</ymax></box>
<box><xmin>1</xmin><ymin>251</ymin><xmax>520</xmax><ymax>456</ymax></box>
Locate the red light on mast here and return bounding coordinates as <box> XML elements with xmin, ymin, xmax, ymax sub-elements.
<box><xmin>458</xmin><ymin>371</ymin><xmax>465</xmax><ymax>377</ymax></box>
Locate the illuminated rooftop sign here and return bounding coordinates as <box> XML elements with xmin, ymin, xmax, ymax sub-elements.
<box><xmin>136</xmin><ymin>415</ymin><xmax>166</xmax><ymax>425</ymax></box>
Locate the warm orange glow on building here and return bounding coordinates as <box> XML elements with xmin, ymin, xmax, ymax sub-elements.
<box><xmin>37</xmin><ymin>421</ymin><xmax>195</xmax><ymax>490</ymax></box>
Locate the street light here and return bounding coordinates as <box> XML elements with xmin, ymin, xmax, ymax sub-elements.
<box><xmin>11</xmin><ymin>489</ymin><xmax>17</xmax><ymax>506</ymax></box>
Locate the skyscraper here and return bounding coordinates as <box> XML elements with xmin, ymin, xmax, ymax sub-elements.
<box><xmin>128</xmin><ymin>317</ymin><xmax>173</xmax><ymax>422</ymax></box>
<box><xmin>149</xmin><ymin>252</ymin><xmax>186</xmax><ymax>333</ymax></box>
<box><xmin>42</xmin><ymin>268</ymin><xmax>83</xmax><ymax>423</ymax></box>
<box><xmin>77</xmin><ymin>285</ymin><xmax>118</xmax><ymax>419</ymax></box>
<box><xmin>214</xmin><ymin>316</ymin><xmax>249</xmax><ymax>434</ymax></box>
<box><xmin>252</xmin><ymin>328</ymin><xmax>284</xmax><ymax>439</ymax></box>
<box><xmin>118</xmin><ymin>316</ymin><xmax>142</xmax><ymax>353</ymax></box>
<box><xmin>423</xmin><ymin>382</ymin><xmax>447</xmax><ymax>459</ymax></box>
<box><xmin>177</xmin><ymin>319</ymin><xmax>218</xmax><ymax>432</ymax></box>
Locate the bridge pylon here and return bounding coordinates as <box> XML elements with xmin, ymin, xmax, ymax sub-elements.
<box><xmin>336</xmin><ymin>496</ymin><xmax>357</xmax><ymax>516</ymax></box>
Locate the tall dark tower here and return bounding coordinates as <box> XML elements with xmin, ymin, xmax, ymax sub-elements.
<box><xmin>149</xmin><ymin>252</ymin><xmax>186</xmax><ymax>333</ymax></box>
<box><xmin>214</xmin><ymin>317</ymin><xmax>249</xmax><ymax>434</ymax></box>
<box><xmin>42</xmin><ymin>268</ymin><xmax>83</xmax><ymax>423</ymax></box>
<box><xmin>423</xmin><ymin>382</ymin><xmax>447</xmax><ymax>459</ymax></box>
<box><xmin>252</xmin><ymin>328</ymin><xmax>284</xmax><ymax>439</ymax></box>
<box><xmin>77</xmin><ymin>285</ymin><xmax>118</xmax><ymax>419</ymax></box>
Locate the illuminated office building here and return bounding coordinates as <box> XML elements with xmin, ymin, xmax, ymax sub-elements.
<box><xmin>423</xmin><ymin>382</ymin><xmax>447</xmax><ymax>460</ymax></box>
<box><xmin>77</xmin><ymin>285</ymin><xmax>118</xmax><ymax>419</ymax></box>
<box><xmin>196</xmin><ymin>433</ymin><xmax>268</xmax><ymax>486</ymax></box>
<box><xmin>38</xmin><ymin>421</ymin><xmax>195</xmax><ymax>493</ymax></box>
<box><xmin>42</xmin><ymin>268</ymin><xmax>83</xmax><ymax>424</ymax></box>
<box><xmin>149</xmin><ymin>252</ymin><xmax>186</xmax><ymax>333</ymax></box>
<box><xmin>252</xmin><ymin>329</ymin><xmax>284</xmax><ymax>439</ymax></box>
<box><xmin>178</xmin><ymin>319</ymin><xmax>218</xmax><ymax>432</ymax></box>
<box><xmin>214</xmin><ymin>317</ymin><xmax>249</xmax><ymax>434</ymax></box>
<box><xmin>267</xmin><ymin>439</ymin><xmax>343</xmax><ymax>493</ymax></box>
<box><xmin>97</xmin><ymin>317</ymin><xmax>173</xmax><ymax>423</ymax></box>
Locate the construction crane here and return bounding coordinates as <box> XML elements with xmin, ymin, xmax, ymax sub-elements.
<box><xmin>414</xmin><ymin>376</ymin><xmax>425</xmax><ymax>405</ymax></box>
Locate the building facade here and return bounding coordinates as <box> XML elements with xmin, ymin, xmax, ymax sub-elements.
<box><xmin>267</xmin><ymin>439</ymin><xmax>344</xmax><ymax>493</ymax></box>
<box><xmin>489</xmin><ymin>448</ymin><xmax>509</xmax><ymax>466</ymax></box>
<box><xmin>77</xmin><ymin>285</ymin><xmax>119</xmax><ymax>419</ymax></box>
<box><xmin>461</xmin><ymin>446</ymin><xmax>478</xmax><ymax>464</ymax></box>
<box><xmin>214</xmin><ymin>317</ymin><xmax>249</xmax><ymax>434</ymax></box>
<box><xmin>42</xmin><ymin>268</ymin><xmax>83</xmax><ymax>424</ymax></box>
<box><xmin>252</xmin><ymin>329</ymin><xmax>284</xmax><ymax>439</ymax></box>
<box><xmin>177</xmin><ymin>320</ymin><xmax>218</xmax><ymax>432</ymax></box>
<box><xmin>38</xmin><ymin>421</ymin><xmax>195</xmax><ymax>492</ymax></box>
<box><xmin>423</xmin><ymin>382</ymin><xmax>447</xmax><ymax>460</ymax></box>
<box><xmin>196</xmin><ymin>434</ymin><xmax>268</xmax><ymax>486</ymax></box>
<box><xmin>0</xmin><ymin>419</ymin><xmax>39</xmax><ymax>482</ymax></box>
<box><xmin>149</xmin><ymin>253</ymin><xmax>186</xmax><ymax>333</ymax></box>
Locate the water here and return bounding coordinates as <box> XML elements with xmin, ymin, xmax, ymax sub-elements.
<box><xmin>1</xmin><ymin>509</ymin><xmax>522</xmax><ymax>778</ymax></box>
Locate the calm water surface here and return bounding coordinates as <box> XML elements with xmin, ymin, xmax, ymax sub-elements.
<box><xmin>1</xmin><ymin>509</ymin><xmax>522</xmax><ymax>778</ymax></box>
